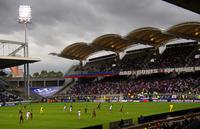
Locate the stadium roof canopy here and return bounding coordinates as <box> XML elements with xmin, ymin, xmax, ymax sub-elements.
<box><xmin>125</xmin><ymin>27</ymin><xmax>175</xmax><ymax>47</ymax></box>
<box><xmin>163</xmin><ymin>0</ymin><xmax>200</xmax><ymax>14</ymax></box>
<box><xmin>60</xmin><ymin>42</ymin><xmax>99</xmax><ymax>60</ymax></box>
<box><xmin>166</xmin><ymin>22</ymin><xmax>200</xmax><ymax>41</ymax></box>
<box><xmin>0</xmin><ymin>56</ymin><xmax>40</xmax><ymax>69</ymax></box>
<box><xmin>57</xmin><ymin>21</ymin><xmax>200</xmax><ymax>61</ymax></box>
<box><xmin>91</xmin><ymin>34</ymin><xmax>132</xmax><ymax>53</ymax></box>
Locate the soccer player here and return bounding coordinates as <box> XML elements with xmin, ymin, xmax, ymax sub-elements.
<box><xmin>109</xmin><ymin>104</ymin><xmax>113</xmax><ymax>112</ymax></box>
<box><xmin>40</xmin><ymin>106</ymin><xmax>44</xmax><ymax>114</ymax></box>
<box><xmin>77</xmin><ymin>109</ymin><xmax>81</xmax><ymax>120</ymax></box>
<box><xmin>169</xmin><ymin>104</ymin><xmax>174</xmax><ymax>112</ymax></box>
<box><xmin>97</xmin><ymin>103</ymin><xmax>101</xmax><ymax>110</ymax></box>
<box><xmin>69</xmin><ymin>105</ymin><xmax>73</xmax><ymax>112</ymax></box>
<box><xmin>63</xmin><ymin>104</ymin><xmax>67</xmax><ymax>111</ymax></box>
<box><xmin>92</xmin><ymin>108</ymin><xmax>96</xmax><ymax>118</ymax></box>
<box><xmin>26</xmin><ymin>111</ymin><xmax>30</xmax><ymax>120</ymax></box>
<box><xmin>85</xmin><ymin>106</ymin><xmax>88</xmax><ymax>114</ymax></box>
<box><xmin>19</xmin><ymin>110</ymin><xmax>23</xmax><ymax>124</ymax></box>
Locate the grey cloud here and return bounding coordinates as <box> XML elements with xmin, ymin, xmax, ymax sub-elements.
<box><xmin>0</xmin><ymin>0</ymin><xmax>21</xmax><ymax>34</ymax></box>
<box><xmin>87</xmin><ymin>0</ymin><xmax>200</xmax><ymax>30</ymax></box>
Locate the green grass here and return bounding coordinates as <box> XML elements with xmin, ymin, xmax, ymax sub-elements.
<box><xmin>0</xmin><ymin>102</ymin><xmax>199</xmax><ymax>129</ymax></box>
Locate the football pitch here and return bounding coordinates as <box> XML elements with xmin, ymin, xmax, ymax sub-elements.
<box><xmin>0</xmin><ymin>102</ymin><xmax>199</xmax><ymax>129</ymax></box>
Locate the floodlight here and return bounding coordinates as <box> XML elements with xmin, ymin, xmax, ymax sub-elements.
<box><xmin>19</xmin><ymin>5</ymin><xmax>32</xmax><ymax>23</ymax></box>
<box><xmin>18</xmin><ymin>4</ymin><xmax>32</xmax><ymax>98</ymax></box>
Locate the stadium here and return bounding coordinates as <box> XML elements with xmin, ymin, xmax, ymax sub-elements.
<box><xmin>0</xmin><ymin>0</ymin><xmax>200</xmax><ymax>129</ymax></box>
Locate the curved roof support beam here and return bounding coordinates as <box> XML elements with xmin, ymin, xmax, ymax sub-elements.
<box><xmin>92</xmin><ymin>34</ymin><xmax>132</xmax><ymax>53</ymax></box>
<box><xmin>166</xmin><ymin>22</ymin><xmax>200</xmax><ymax>41</ymax></box>
<box><xmin>126</xmin><ymin>27</ymin><xmax>176</xmax><ymax>47</ymax></box>
<box><xmin>53</xmin><ymin>21</ymin><xmax>200</xmax><ymax>61</ymax></box>
<box><xmin>60</xmin><ymin>42</ymin><xmax>99</xmax><ymax>61</ymax></box>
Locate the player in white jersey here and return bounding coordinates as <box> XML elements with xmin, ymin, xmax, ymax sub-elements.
<box><xmin>69</xmin><ymin>105</ymin><xmax>73</xmax><ymax>112</ymax></box>
<box><xmin>77</xmin><ymin>109</ymin><xmax>81</xmax><ymax>120</ymax></box>
<box><xmin>63</xmin><ymin>104</ymin><xmax>67</xmax><ymax>111</ymax></box>
<box><xmin>109</xmin><ymin>104</ymin><xmax>113</xmax><ymax>112</ymax></box>
<box><xmin>26</xmin><ymin>111</ymin><xmax>30</xmax><ymax>120</ymax></box>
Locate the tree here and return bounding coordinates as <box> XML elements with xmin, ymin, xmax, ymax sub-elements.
<box><xmin>33</xmin><ymin>72</ymin><xmax>39</xmax><ymax>78</ymax></box>
<box><xmin>48</xmin><ymin>71</ymin><xmax>56</xmax><ymax>77</ymax></box>
<box><xmin>32</xmin><ymin>70</ymin><xmax>64</xmax><ymax>78</ymax></box>
<box><xmin>57</xmin><ymin>71</ymin><xmax>63</xmax><ymax>77</ymax></box>
<box><xmin>40</xmin><ymin>70</ymin><xmax>48</xmax><ymax>78</ymax></box>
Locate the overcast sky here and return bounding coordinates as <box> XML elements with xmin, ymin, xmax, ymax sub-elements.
<box><xmin>0</xmin><ymin>0</ymin><xmax>199</xmax><ymax>74</ymax></box>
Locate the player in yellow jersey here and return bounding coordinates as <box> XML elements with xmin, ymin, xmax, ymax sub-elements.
<box><xmin>40</xmin><ymin>106</ymin><xmax>44</xmax><ymax>114</ymax></box>
<box><xmin>169</xmin><ymin>104</ymin><xmax>174</xmax><ymax>112</ymax></box>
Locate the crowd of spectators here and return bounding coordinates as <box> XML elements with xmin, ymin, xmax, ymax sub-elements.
<box><xmin>121</xmin><ymin>43</ymin><xmax>200</xmax><ymax>70</ymax></box>
<box><xmin>74</xmin><ymin>42</ymin><xmax>200</xmax><ymax>73</ymax></box>
<box><xmin>113</xmin><ymin>53</ymin><xmax>149</xmax><ymax>71</ymax></box>
<box><xmin>0</xmin><ymin>77</ymin><xmax>22</xmax><ymax>103</ymax></box>
<box><xmin>0</xmin><ymin>89</ymin><xmax>22</xmax><ymax>103</ymax></box>
<box><xmin>66</xmin><ymin>73</ymin><xmax>200</xmax><ymax>96</ymax></box>
<box><xmin>75</xmin><ymin>61</ymin><xmax>114</xmax><ymax>73</ymax></box>
<box><xmin>66</xmin><ymin>43</ymin><xmax>200</xmax><ymax>100</ymax></box>
<box><xmin>147</xmin><ymin>44</ymin><xmax>197</xmax><ymax>69</ymax></box>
